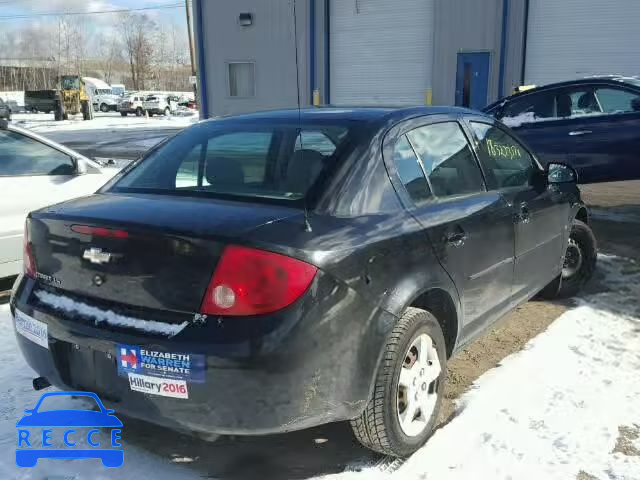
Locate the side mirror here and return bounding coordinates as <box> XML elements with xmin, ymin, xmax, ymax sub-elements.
<box><xmin>547</xmin><ymin>162</ymin><xmax>577</xmax><ymax>184</ymax></box>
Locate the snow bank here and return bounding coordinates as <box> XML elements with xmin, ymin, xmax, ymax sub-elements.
<box><xmin>324</xmin><ymin>254</ymin><xmax>640</xmax><ymax>480</ymax></box>
<box><xmin>11</xmin><ymin>111</ymin><xmax>199</xmax><ymax>133</ymax></box>
<box><xmin>0</xmin><ymin>91</ymin><xmax>25</xmax><ymax>108</ymax></box>
<box><xmin>34</xmin><ymin>290</ymin><xmax>188</xmax><ymax>337</ymax></box>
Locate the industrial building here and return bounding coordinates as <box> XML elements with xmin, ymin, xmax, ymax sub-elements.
<box><xmin>192</xmin><ymin>0</ymin><xmax>640</xmax><ymax>118</ymax></box>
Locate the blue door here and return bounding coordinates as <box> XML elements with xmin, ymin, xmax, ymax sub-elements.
<box><xmin>455</xmin><ymin>52</ymin><xmax>490</xmax><ymax>110</ymax></box>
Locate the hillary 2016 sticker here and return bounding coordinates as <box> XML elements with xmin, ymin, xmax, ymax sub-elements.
<box><xmin>116</xmin><ymin>345</ymin><xmax>205</xmax><ymax>383</ymax></box>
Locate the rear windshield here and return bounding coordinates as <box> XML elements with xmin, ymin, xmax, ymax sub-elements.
<box><xmin>108</xmin><ymin>121</ymin><xmax>351</xmax><ymax>202</ymax></box>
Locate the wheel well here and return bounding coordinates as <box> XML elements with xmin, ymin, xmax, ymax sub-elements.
<box><xmin>575</xmin><ymin>207</ymin><xmax>589</xmax><ymax>225</ymax></box>
<box><xmin>410</xmin><ymin>289</ymin><xmax>458</xmax><ymax>358</ymax></box>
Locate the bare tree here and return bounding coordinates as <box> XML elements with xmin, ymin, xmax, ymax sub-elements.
<box><xmin>119</xmin><ymin>12</ymin><xmax>156</xmax><ymax>90</ymax></box>
<box><xmin>97</xmin><ymin>34</ymin><xmax>122</xmax><ymax>84</ymax></box>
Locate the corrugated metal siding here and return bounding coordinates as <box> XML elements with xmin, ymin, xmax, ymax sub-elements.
<box><xmin>198</xmin><ymin>0</ymin><xmax>308</xmax><ymax>117</ymax></box>
<box><xmin>432</xmin><ymin>0</ymin><xmax>503</xmax><ymax>105</ymax></box>
<box><xmin>525</xmin><ymin>0</ymin><xmax>640</xmax><ymax>85</ymax></box>
<box><xmin>330</xmin><ymin>0</ymin><xmax>435</xmax><ymax>105</ymax></box>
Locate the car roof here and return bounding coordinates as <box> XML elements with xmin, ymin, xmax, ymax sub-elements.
<box><xmin>1</xmin><ymin>121</ymin><xmax>102</xmax><ymax>169</ymax></box>
<box><xmin>485</xmin><ymin>75</ymin><xmax>640</xmax><ymax>111</ymax></box>
<box><xmin>206</xmin><ymin>106</ymin><xmax>488</xmax><ymax>127</ymax></box>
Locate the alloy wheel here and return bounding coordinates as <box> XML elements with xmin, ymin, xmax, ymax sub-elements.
<box><xmin>562</xmin><ymin>238</ymin><xmax>583</xmax><ymax>279</ymax></box>
<box><xmin>396</xmin><ymin>333</ymin><xmax>441</xmax><ymax>437</ymax></box>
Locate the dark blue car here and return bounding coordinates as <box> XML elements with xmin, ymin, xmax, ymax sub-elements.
<box><xmin>484</xmin><ymin>76</ymin><xmax>640</xmax><ymax>183</ymax></box>
<box><xmin>16</xmin><ymin>392</ymin><xmax>123</xmax><ymax>468</ymax></box>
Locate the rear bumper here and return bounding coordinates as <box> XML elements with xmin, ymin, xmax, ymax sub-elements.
<box><xmin>10</xmin><ymin>274</ymin><xmax>395</xmax><ymax>436</ymax></box>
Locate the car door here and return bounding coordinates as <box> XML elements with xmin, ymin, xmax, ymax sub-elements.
<box><xmin>386</xmin><ymin>117</ymin><xmax>515</xmax><ymax>331</ymax></box>
<box><xmin>0</xmin><ymin>129</ymin><xmax>87</xmax><ymax>276</ymax></box>
<box><xmin>467</xmin><ymin>120</ymin><xmax>569</xmax><ymax>303</ymax></box>
<box><xmin>561</xmin><ymin>85</ymin><xmax>640</xmax><ymax>183</ymax></box>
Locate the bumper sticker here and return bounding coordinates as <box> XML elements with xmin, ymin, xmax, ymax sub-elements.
<box><xmin>14</xmin><ymin>311</ymin><xmax>49</xmax><ymax>349</ymax></box>
<box><xmin>116</xmin><ymin>344</ymin><xmax>205</xmax><ymax>383</ymax></box>
<box><xmin>128</xmin><ymin>373</ymin><xmax>188</xmax><ymax>399</ymax></box>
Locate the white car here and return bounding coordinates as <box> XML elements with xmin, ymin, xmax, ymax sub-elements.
<box><xmin>0</xmin><ymin>120</ymin><xmax>119</xmax><ymax>279</ymax></box>
<box><xmin>142</xmin><ymin>95</ymin><xmax>178</xmax><ymax>116</ymax></box>
<box><xmin>119</xmin><ymin>94</ymin><xmax>145</xmax><ymax>116</ymax></box>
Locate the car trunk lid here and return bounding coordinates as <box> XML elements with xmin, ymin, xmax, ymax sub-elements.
<box><xmin>29</xmin><ymin>192</ymin><xmax>300</xmax><ymax>314</ymax></box>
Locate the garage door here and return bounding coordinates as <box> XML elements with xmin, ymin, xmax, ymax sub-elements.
<box><xmin>330</xmin><ymin>0</ymin><xmax>434</xmax><ymax>105</ymax></box>
<box><xmin>525</xmin><ymin>0</ymin><xmax>640</xmax><ymax>86</ymax></box>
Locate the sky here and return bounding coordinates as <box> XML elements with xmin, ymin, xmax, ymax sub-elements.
<box><xmin>0</xmin><ymin>0</ymin><xmax>188</xmax><ymax>34</ymax></box>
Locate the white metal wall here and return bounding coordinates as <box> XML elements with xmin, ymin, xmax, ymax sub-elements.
<box><xmin>330</xmin><ymin>0</ymin><xmax>435</xmax><ymax>105</ymax></box>
<box><xmin>525</xmin><ymin>0</ymin><xmax>640</xmax><ymax>86</ymax></box>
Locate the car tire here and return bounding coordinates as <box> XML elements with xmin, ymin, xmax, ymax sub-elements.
<box><xmin>136</xmin><ymin>107</ymin><xmax>143</xmax><ymax>117</ymax></box>
<box><xmin>120</xmin><ymin>111</ymin><xmax>127</xmax><ymax>116</ymax></box>
<box><xmin>100</xmin><ymin>103</ymin><xmax>109</xmax><ymax>113</ymax></box>
<box><xmin>539</xmin><ymin>219</ymin><xmax>597</xmax><ymax>299</ymax></box>
<box><xmin>164</xmin><ymin>107</ymin><xmax>170</xmax><ymax>116</ymax></box>
<box><xmin>350</xmin><ymin>307</ymin><xmax>446</xmax><ymax>458</ymax></box>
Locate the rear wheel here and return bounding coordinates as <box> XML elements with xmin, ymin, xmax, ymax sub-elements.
<box><xmin>120</xmin><ymin>111</ymin><xmax>127</xmax><ymax>116</ymax></box>
<box><xmin>164</xmin><ymin>107</ymin><xmax>170</xmax><ymax>116</ymax></box>
<box><xmin>351</xmin><ymin>307</ymin><xmax>446</xmax><ymax>457</ymax></box>
<box><xmin>539</xmin><ymin>219</ymin><xmax>597</xmax><ymax>299</ymax></box>
<box><xmin>135</xmin><ymin>107</ymin><xmax>143</xmax><ymax>116</ymax></box>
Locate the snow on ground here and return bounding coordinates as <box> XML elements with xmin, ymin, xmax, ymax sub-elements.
<box><xmin>1</xmin><ymin>255</ymin><xmax>639</xmax><ymax>479</ymax></box>
<box><xmin>10</xmin><ymin>111</ymin><xmax>199</xmax><ymax>134</ymax></box>
<box><xmin>326</xmin><ymin>255</ymin><xmax>640</xmax><ymax>480</ymax></box>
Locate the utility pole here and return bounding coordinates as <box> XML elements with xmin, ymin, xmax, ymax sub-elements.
<box><xmin>184</xmin><ymin>0</ymin><xmax>198</xmax><ymax>105</ymax></box>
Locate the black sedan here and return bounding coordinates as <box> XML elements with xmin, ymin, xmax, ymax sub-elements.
<box><xmin>484</xmin><ymin>76</ymin><xmax>640</xmax><ymax>183</ymax></box>
<box><xmin>11</xmin><ymin>107</ymin><xmax>596</xmax><ymax>457</ymax></box>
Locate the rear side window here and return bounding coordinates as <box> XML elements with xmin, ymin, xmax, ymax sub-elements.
<box><xmin>470</xmin><ymin>122</ymin><xmax>537</xmax><ymax>189</ymax></box>
<box><xmin>111</xmin><ymin>123</ymin><xmax>350</xmax><ymax>202</ymax></box>
<box><xmin>595</xmin><ymin>88</ymin><xmax>640</xmax><ymax>114</ymax></box>
<box><xmin>392</xmin><ymin>135</ymin><xmax>431</xmax><ymax>205</ymax></box>
<box><xmin>406</xmin><ymin>122</ymin><xmax>485</xmax><ymax>198</ymax></box>
<box><xmin>0</xmin><ymin>130</ymin><xmax>75</xmax><ymax>176</ymax></box>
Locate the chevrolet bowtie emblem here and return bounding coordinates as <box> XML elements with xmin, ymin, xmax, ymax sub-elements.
<box><xmin>83</xmin><ymin>248</ymin><xmax>113</xmax><ymax>265</ymax></box>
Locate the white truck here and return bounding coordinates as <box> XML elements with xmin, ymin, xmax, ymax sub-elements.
<box><xmin>82</xmin><ymin>77</ymin><xmax>121</xmax><ymax>113</ymax></box>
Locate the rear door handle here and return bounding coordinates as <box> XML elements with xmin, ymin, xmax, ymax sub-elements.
<box><xmin>445</xmin><ymin>228</ymin><xmax>467</xmax><ymax>247</ymax></box>
<box><xmin>568</xmin><ymin>130</ymin><xmax>592</xmax><ymax>136</ymax></box>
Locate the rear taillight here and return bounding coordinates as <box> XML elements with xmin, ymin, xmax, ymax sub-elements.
<box><xmin>201</xmin><ymin>245</ymin><xmax>317</xmax><ymax>316</ymax></box>
<box><xmin>23</xmin><ymin>219</ymin><xmax>36</xmax><ymax>278</ymax></box>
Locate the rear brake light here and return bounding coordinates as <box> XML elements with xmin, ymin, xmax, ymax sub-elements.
<box><xmin>201</xmin><ymin>245</ymin><xmax>317</xmax><ymax>316</ymax></box>
<box><xmin>71</xmin><ymin>225</ymin><xmax>129</xmax><ymax>238</ymax></box>
<box><xmin>23</xmin><ymin>219</ymin><xmax>36</xmax><ymax>278</ymax></box>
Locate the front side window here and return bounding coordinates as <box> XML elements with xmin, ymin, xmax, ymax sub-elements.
<box><xmin>470</xmin><ymin>122</ymin><xmax>537</xmax><ymax>189</ymax></box>
<box><xmin>392</xmin><ymin>135</ymin><xmax>430</xmax><ymax>205</ymax></box>
<box><xmin>111</xmin><ymin>123</ymin><xmax>350</xmax><ymax>202</ymax></box>
<box><xmin>0</xmin><ymin>131</ymin><xmax>75</xmax><ymax>176</ymax></box>
<box><xmin>228</xmin><ymin>62</ymin><xmax>256</xmax><ymax>97</ymax></box>
<box><xmin>406</xmin><ymin>122</ymin><xmax>485</xmax><ymax>198</ymax></box>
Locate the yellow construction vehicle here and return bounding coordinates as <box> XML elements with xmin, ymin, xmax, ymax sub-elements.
<box><xmin>54</xmin><ymin>75</ymin><xmax>93</xmax><ymax>121</ymax></box>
